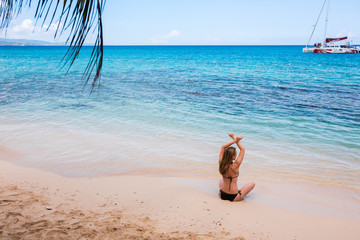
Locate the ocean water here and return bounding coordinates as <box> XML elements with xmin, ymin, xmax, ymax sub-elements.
<box><xmin>1</xmin><ymin>46</ymin><xmax>359</xmax><ymax>192</ymax></box>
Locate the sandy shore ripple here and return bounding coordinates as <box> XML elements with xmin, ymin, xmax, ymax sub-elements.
<box><xmin>1</xmin><ymin>185</ymin><xmax>235</xmax><ymax>240</ymax></box>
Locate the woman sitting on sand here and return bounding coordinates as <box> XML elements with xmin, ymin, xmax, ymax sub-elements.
<box><xmin>219</xmin><ymin>133</ymin><xmax>255</xmax><ymax>201</ymax></box>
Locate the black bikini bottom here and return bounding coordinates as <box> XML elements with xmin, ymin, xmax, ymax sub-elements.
<box><xmin>220</xmin><ymin>190</ymin><xmax>241</xmax><ymax>202</ymax></box>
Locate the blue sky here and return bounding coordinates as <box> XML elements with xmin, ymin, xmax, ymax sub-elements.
<box><xmin>1</xmin><ymin>0</ymin><xmax>359</xmax><ymax>45</ymax></box>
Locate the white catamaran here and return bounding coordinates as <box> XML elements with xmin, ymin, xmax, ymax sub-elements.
<box><xmin>303</xmin><ymin>0</ymin><xmax>360</xmax><ymax>54</ymax></box>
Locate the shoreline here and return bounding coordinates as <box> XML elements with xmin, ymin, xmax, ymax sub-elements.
<box><xmin>1</xmin><ymin>118</ymin><xmax>359</xmax><ymax>194</ymax></box>
<box><xmin>1</xmin><ymin>160</ymin><xmax>359</xmax><ymax>240</ymax></box>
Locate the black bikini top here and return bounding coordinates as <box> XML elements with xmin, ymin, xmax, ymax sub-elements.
<box><xmin>222</xmin><ymin>166</ymin><xmax>239</xmax><ymax>191</ymax></box>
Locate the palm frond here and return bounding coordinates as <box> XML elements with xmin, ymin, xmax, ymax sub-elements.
<box><xmin>0</xmin><ymin>0</ymin><xmax>105</xmax><ymax>91</ymax></box>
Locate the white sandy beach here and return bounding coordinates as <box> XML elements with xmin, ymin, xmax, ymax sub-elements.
<box><xmin>1</xmin><ymin>159</ymin><xmax>359</xmax><ymax>240</ymax></box>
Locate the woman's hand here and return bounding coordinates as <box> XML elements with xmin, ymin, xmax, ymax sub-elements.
<box><xmin>228</xmin><ymin>132</ymin><xmax>235</xmax><ymax>140</ymax></box>
<box><xmin>236</xmin><ymin>135</ymin><xmax>243</xmax><ymax>142</ymax></box>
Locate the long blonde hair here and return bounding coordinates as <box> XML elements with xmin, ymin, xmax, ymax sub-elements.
<box><xmin>219</xmin><ymin>147</ymin><xmax>236</xmax><ymax>176</ymax></box>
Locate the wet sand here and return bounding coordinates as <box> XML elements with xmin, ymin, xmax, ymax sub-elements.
<box><xmin>1</xmin><ymin>160</ymin><xmax>359</xmax><ymax>240</ymax></box>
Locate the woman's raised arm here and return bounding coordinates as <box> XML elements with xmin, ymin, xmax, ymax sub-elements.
<box><xmin>219</xmin><ymin>133</ymin><xmax>239</xmax><ymax>164</ymax></box>
<box><xmin>228</xmin><ymin>133</ymin><xmax>245</xmax><ymax>168</ymax></box>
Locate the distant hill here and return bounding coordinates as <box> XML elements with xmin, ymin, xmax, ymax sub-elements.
<box><xmin>0</xmin><ymin>38</ymin><xmax>65</xmax><ymax>46</ymax></box>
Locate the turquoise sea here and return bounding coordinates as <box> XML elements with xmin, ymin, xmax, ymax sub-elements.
<box><xmin>1</xmin><ymin>46</ymin><xmax>359</xmax><ymax>193</ymax></box>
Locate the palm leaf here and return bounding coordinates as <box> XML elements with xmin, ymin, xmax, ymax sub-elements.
<box><xmin>0</xmin><ymin>0</ymin><xmax>105</xmax><ymax>92</ymax></box>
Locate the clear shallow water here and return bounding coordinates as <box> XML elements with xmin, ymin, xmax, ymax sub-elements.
<box><xmin>0</xmin><ymin>46</ymin><xmax>359</xmax><ymax>192</ymax></box>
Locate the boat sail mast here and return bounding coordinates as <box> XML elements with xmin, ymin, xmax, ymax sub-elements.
<box><xmin>306</xmin><ymin>0</ymin><xmax>327</xmax><ymax>48</ymax></box>
<box><xmin>323</xmin><ymin>0</ymin><xmax>330</xmax><ymax>46</ymax></box>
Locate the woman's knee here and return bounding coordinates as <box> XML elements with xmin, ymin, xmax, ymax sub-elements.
<box><xmin>245</xmin><ymin>181</ymin><xmax>255</xmax><ymax>191</ymax></box>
